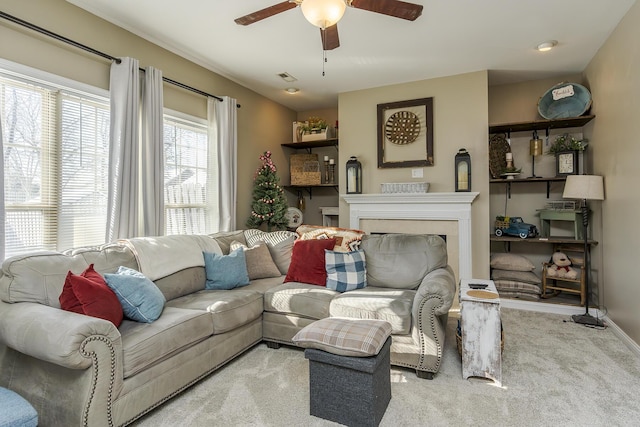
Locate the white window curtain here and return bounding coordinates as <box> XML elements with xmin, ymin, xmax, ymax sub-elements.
<box><xmin>0</xmin><ymin>116</ymin><xmax>5</xmax><ymax>261</ymax></box>
<box><xmin>107</xmin><ymin>57</ymin><xmax>140</xmax><ymax>241</ymax></box>
<box><xmin>107</xmin><ymin>58</ymin><xmax>165</xmax><ymax>241</ymax></box>
<box><xmin>141</xmin><ymin>66</ymin><xmax>164</xmax><ymax>236</ymax></box>
<box><xmin>209</xmin><ymin>96</ymin><xmax>238</xmax><ymax>231</ymax></box>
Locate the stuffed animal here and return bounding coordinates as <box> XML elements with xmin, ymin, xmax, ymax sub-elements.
<box><xmin>546</xmin><ymin>251</ymin><xmax>578</xmax><ymax>279</ymax></box>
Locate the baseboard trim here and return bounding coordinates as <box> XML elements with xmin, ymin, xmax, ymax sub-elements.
<box><xmin>602</xmin><ymin>314</ymin><xmax>640</xmax><ymax>357</ymax></box>
<box><xmin>500</xmin><ymin>298</ymin><xmax>587</xmax><ymax>316</ymax></box>
<box><xmin>500</xmin><ymin>298</ymin><xmax>640</xmax><ymax>358</ymax></box>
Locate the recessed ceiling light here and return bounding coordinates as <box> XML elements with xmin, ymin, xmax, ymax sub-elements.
<box><xmin>536</xmin><ymin>40</ymin><xmax>558</xmax><ymax>52</ymax></box>
<box><xmin>285</xmin><ymin>87</ymin><xmax>299</xmax><ymax>94</ymax></box>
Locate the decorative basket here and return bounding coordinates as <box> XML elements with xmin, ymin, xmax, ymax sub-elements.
<box><xmin>290</xmin><ymin>153</ymin><xmax>321</xmax><ymax>185</ymax></box>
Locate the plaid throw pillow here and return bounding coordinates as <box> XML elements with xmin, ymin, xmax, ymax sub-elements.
<box><xmin>325</xmin><ymin>249</ymin><xmax>367</xmax><ymax>292</ymax></box>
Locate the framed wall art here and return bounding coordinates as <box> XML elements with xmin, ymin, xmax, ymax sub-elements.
<box><xmin>377</xmin><ymin>97</ymin><xmax>433</xmax><ymax>168</ymax></box>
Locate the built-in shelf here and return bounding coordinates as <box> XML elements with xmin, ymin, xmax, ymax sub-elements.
<box><xmin>281</xmin><ymin>138</ymin><xmax>338</xmax><ymax>152</ymax></box>
<box><xmin>284</xmin><ymin>184</ymin><xmax>338</xmax><ymax>199</ymax></box>
<box><xmin>282</xmin><ymin>139</ymin><xmax>339</xmax><ymax>198</ymax></box>
<box><xmin>489</xmin><ymin>115</ymin><xmax>595</xmax><ymax>134</ymax></box>
<box><xmin>490</xmin><ymin>176</ymin><xmax>567</xmax><ymax>198</ymax></box>
<box><xmin>490</xmin><ymin>235</ymin><xmax>598</xmax><ymax>253</ymax></box>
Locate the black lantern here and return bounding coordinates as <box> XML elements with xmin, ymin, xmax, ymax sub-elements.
<box><xmin>455</xmin><ymin>148</ymin><xmax>471</xmax><ymax>192</ymax></box>
<box><xmin>346</xmin><ymin>156</ymin><xmax>362</xmax><ymax>194</ymax></box>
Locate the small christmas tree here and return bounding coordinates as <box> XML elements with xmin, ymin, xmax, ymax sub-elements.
<box><xmin>246</xmin><ymin>151</ymin><xmax>289</xmax><ymax>231</ymax></box>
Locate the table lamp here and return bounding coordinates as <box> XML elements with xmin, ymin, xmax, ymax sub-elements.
<box><xmin>562</xmin><ymin>175</ymin><xmax>605</xmax><ymax>327</ymax></box>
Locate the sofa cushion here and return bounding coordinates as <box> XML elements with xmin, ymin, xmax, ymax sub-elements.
<box><xmin>244</xmin><ymin>229</ymin><xmax>297</xmax><ymax>274</ymax></box>
<box><xmin>230</xmin><ymin>241</ymin><xmax>281</xmax><ymax>280</ymax></box>
<box><xmin>361</xmin><ymin>234</ymin><xmax>447</xmax><ymax>290</ymax></box>
<box><xmin>325</xmin><ymin>250</ymin><xmax>367</xmax><ymax>292</ymax></box>
<box><xmin>296</xmin><ymin>225</ymin><xmax>365</xmax><ymax>252</ymax></box>
<box><xmin>104</xmin><ymin>266</ymin><xmax>166</xmax><ymax>323</ymax></box>
<box><xmin>292</xmin><ymin>317</ymin><xmax>392</xmax><ymax>357</ymax></box>
<box><xmin>167</xmin><ymin>289</ymin><xmax>263</xmax><ymax>334</ymax></box>
<box><xmin>119</xmin><ymin>307</ymin><xmax>213</xmax><ymax>378</ymax></box>
<box><xmin>264</xmin><ymin>282</ymin><xmax>338</xmax><ymax>320</ymax></box>
<box><xmin>153</xmin><ymin>266</ymin><xmax>206</xmax><ymax>302</ymax></box>
<box><xmin>0</xmin><ymin>243</ymin><xmax>137</xmax><ymax>307</ymax></box>
<box><xmin>284</xmin><ymin>238</ymin><xmax>336</xmax><ymax>286</ymax></box>
<box><xmin>209</xmin><ymin>230</ymin><xmax>247</xmax><ymax>254</ymax></box>
<box><xmin>59</xmin><ymin>264</ymin><xmax>123</xmax><ymax>327</ymax></box>
<box><xmin>203</xmin><ymin>248</ymin><xmax>250</xmax><ymax>290</ymax></box>
<box><xmin>329</xmin><ymin>287</ymin><xmax>416</xmax><ymax>335</ymax></box>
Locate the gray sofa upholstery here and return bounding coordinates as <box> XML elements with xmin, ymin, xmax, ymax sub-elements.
<box><xmin>0</xmin><ymin>231</ymin><xmax>456</xmax><ymax>426</ymax></box>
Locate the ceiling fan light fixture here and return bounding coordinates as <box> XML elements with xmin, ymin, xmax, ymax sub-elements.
<box><xmin>301</xmin><ymin>0</ymin><xmax>346</xmax><ymax>29</ymax></box>
<box><xmin>536</xmin><ymin>40</ymin><xmax>558</xmax><ymax>52</ymax></box>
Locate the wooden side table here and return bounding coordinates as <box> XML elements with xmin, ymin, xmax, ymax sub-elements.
<box><xmin>459</xmin><ymin>279</ymin><xmax>502</xmax><ymax>386</ymax></box>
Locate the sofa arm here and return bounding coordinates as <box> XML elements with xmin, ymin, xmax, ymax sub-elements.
<box><xmin>0</xmin><ymin>300</ymin><xmax>122</xmax><ymax>370</ymax></box>
<box><xmin>413</xmin><ymin>266</ymin><xmax>456</xmax><ymax>317</ymax></box>
<box><xmin>410</xmin><ymin>266</ymin><xmax>456</xmax><ymax>374</ymax></box>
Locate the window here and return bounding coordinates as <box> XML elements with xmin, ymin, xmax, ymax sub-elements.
<box><xmin>1</xmin><ymin>70</ymin><xmax>110</xmax><ymax>259</ymax></box>
<box><xmin>163</xmin><ymin>113</ymin><xmax>218</xmax><ymax>235</ymax></box>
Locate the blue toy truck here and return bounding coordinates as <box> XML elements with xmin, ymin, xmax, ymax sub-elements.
<box><xmin>494</xmin><ymin>216</ymin><xmax>538</xmax><ymax>239</ymax></box>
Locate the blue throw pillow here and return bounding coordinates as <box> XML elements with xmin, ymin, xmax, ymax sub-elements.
<box><xmin>203</xmin><ymin>248</ymin><xmax>250</xmax><ymax>290</ymax></box>
<box><xmin>104</xmin><ymin>266</ymin><xmax>166</xmax><ymax>323</ymax></box>
<box><xmin>325</xmin><ymin>249</ymin><xmax>367</xmax><ymax>292</ymax></box>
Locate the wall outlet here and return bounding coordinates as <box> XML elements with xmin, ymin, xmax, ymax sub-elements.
<box><xmin>411</xmin><ymin>168</ymin><xmax>423</xmax><ymax>178</ymax></box>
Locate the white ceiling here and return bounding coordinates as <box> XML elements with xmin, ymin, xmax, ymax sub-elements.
<box><xmin>67</xmin><ymin>0</ymin><xmax>635</xmax><ymax>112</ymax></box>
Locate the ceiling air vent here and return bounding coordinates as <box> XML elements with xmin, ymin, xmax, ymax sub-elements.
<box><xmin>277</xmin><ymin>72</ymin><xmax>297</xmax><ymax>83</ymax></box>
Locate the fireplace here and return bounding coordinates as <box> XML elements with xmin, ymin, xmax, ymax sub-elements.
<box><xmin>342</xmin><ymin>193</ymin><xmax>479</xmax><ymax>282</ymax></box>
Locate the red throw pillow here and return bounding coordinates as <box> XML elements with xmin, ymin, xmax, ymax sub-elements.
<box><xmin>284</xmin><ymin>238</ymin><xmax>336</xmax><ymax>286</ymax></box>
<box><xmin>59</xmin><ymin>264</ymin><xmax>123</xmax><ymax>327</ymax></box>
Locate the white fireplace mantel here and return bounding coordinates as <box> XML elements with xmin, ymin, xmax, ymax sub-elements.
<box><xmin>342</xmin><ymin>192</ymin><xmax>479</xmax><ymax>280</ymax></box>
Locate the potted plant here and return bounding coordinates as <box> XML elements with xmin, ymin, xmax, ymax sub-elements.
<box><xmin>546</xmin><ymin>133</ymin><xmax>588</xmax><ymax>154</ymax></box>
<box><xmin>301</xmin><ymin>116</ymin><xmax>328</xmax><ymax>134</ymax></box>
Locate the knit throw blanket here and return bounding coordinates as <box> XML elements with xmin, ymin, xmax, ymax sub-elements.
<box><xmin>122</xmin><ymin>235</ymin><xmax>221</xmax><ymax>281</ymax></box>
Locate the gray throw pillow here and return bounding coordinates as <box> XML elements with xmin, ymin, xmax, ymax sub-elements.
<box><xmin>490</xmin><ymin>253</ymin><xmax>535</xmax><ymax>272</ymax></box>
<box><xmin>230</xmin><ymin>240</ymin><xmax>282</xmax><ymax>280</ymax></box>
<box><xmin>244</xmin><ymin>229</ymin><xmax>297</xmax><ymax>274</ymax></box>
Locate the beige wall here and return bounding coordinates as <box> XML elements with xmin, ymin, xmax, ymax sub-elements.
<box><xmin>584</xmin><ymin>0</ymin><xmax>640</xmax><ymax>344</ymax></box>
<box><xmin>0</xmin><ymin>0</ymin><xmax>297</xmax><ymax>230</ymax></box>
<box><xmin>338</xmin><ymin>71</ymin><xmax>490</xmax><ymax>279</ymax></box>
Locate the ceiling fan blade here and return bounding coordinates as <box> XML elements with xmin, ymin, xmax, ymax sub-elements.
<box><xmin>235</xmin><ymin>2</ymin><xmax>298</xmax><ymax>26</ymax></box>
<box><xmin>350</xmin><ymin>0</ymin><xmax>423</xmax><ymax>21</ymax></box>
<box><xmin>321</xmin><ymin>24</ymin><xmax>340</xmax><ymax>50</ymax></box>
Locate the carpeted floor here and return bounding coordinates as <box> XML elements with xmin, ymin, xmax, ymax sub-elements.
<box><xmin>131</xmin><ymin>308</ymin><xmax>640</xmax><ymax>426</ymax></box>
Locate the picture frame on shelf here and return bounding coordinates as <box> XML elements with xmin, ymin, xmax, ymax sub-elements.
<box><xmin>377</xmin><ymin>97</ymin><xmax>434</xmax><ymax>168</ymax></box>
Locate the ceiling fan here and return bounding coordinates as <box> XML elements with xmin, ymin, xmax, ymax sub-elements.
<box><xmin>235</xmin><ymin>0</ymin><xmax>423</xmax><ymax>50</ymax></box>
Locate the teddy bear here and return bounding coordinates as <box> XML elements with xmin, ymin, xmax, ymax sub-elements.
<box><xmin>546</xmin><ymin>251</ymin><xmax>578</xmax><ymax>279</ymax></box>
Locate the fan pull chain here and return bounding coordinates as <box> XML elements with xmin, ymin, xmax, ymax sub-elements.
<box><xmin>321</xmin><ymin>28</ymin><xmax>326</xmax><ymax>76</ymax></box>
<box><xmin>322</xmin><ymin>48</ymin><xmax>327</xmax><ymax>76</ymax></box>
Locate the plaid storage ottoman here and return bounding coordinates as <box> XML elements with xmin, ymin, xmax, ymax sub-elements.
<box><xmin>293</xmin><ymin>317</ymin><xmax>392</xmax><ymax>427</ymax></box>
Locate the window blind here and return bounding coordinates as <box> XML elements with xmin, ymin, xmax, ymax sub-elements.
<box><xmin>163</xmin><ymin>115</ymin><xmax>217</xmax><ymax>235</ymax></box>
<box><xmin>1</xmin><ymin>73</ymin><xmax>109</xmax><ymax>258</ymax></box>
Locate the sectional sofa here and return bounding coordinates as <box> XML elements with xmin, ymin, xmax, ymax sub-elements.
<box><xmin>0</xmin><ymin>228</ymin><xmax>456</xmax><ymax>426</ymax></box>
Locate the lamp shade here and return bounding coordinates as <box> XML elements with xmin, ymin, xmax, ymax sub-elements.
<box><xmin>301</xmin><ymin>0</ymin><xmax>346</xmax><ymax>29</ymax></box>
<box><xmin>562</xmin><ymin>175</ymin><xmax>604</xmax><ymax>200</ymax></box>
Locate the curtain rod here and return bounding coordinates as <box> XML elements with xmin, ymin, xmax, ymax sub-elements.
<box><xmin>0</xmin><ymin>11</ymin><xmax>240</xmax><ymax>106</ymax></box>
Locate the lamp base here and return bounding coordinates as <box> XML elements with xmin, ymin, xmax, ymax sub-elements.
<box><xmin>571</xmin><ymin>313</ymin><xmax>604</xmax><ymax>327</ymax></box>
